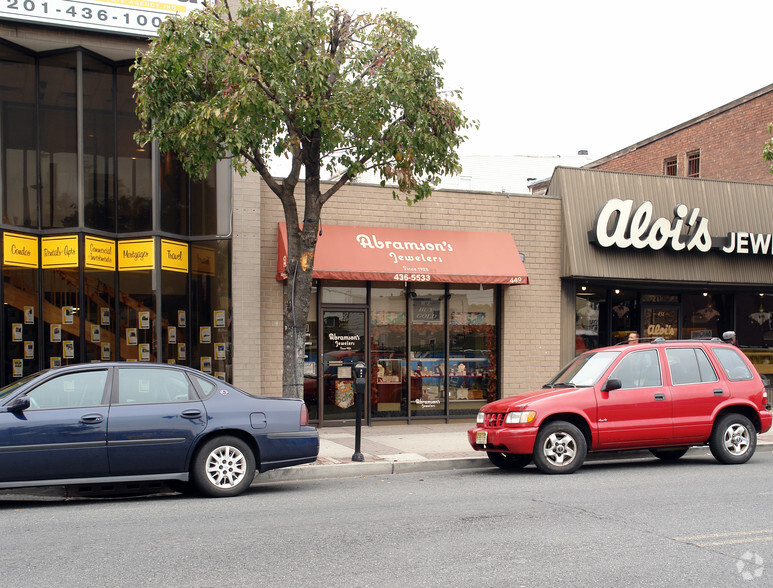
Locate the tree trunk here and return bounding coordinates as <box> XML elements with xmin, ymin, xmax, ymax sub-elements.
<box><xmin>281</xmin><ymin>144</ymin><xmax>323</xmax><ymax>398</ymax></box>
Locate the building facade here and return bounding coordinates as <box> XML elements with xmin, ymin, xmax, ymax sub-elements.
<box><xmin>587</xmin><ymin>84</ymin><xmax>773</xmax><ymax>184</ymax></box>
<box><xmin>552</xmin><ymin>166</ymin><xmax>773</xmax><ymax>392</ymax></box>
<box><xmin>0</xmin><ymin>14</ymin><xmax>566</xmax><ymax>426</ymax></box>
<box><xmin>3</xmin><ymin>13</ymin><xmax>772</xmax><ymax>426</ymax></box>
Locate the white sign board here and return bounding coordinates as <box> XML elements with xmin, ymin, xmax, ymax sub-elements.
<box><xmin>0</xmin><ymin>0</ymin><xmax>202</xmax><ymax>38</ymax></box>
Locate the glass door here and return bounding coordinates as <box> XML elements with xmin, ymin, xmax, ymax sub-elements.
<box><xmin>410</xmin><ymin>290</ymin><xmax>446</xmax><ymax>418</ymax></box>
<box><xmin>642</xmin><ymin>305</ymin><xmax>680</xmax><ymax>340</ymax></box>
<box><xmin>321</xmin><ymin>310</ymin><xmax>367</xmax><ymax>424</ymax></box>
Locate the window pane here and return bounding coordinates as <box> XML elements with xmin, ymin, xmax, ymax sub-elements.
<box><xmin>42</xmin><ymin>267</ymin><xmax>81</xmax><ymax>368</ymax></box>
<box><xmin>191</xmin><ymin>240</ymin><xmax>231</xmax><ymax>380</ymax></box>
<box><xmin>161</xmin><ymin>268</ymin><xmax>188</xmax><ymax>366</ymax></box>
<box><xmin>449</xmin><ymin>284</ymin><xmax>496</xmax><ymax>414</ymax></box>
<box><xmin>576</xmin><ymin>287</ymin><xmax>606</xmax><ymax>353</ymax></box>
<box><xmin>26</xmin><ymin>370</ymin><xmax>108</xmax><ymax>409</ymax></box>
<box><xmin>610</xmin><ymin>349</ymin><xmax>661</xmax><ymax>389</ymax></box>
<box><xmin>712</xmin><ymin>346</ymin><xmax>753</xmax><ymax>381</ymax></box>
<box><xmin>371</xmin><ymin>285</ymin><xmax>406</xmax><ymax>418</ymax></box>
<box><xmin>84</xmin><ymin>267</ymin><xmax>116</xmax><ymax>362</ymax></box>
<box><xmin>0</xmin><ymin>44</ymin><xmax>37</xmax><ymax>228</ymax></box>
<box><xmin>119</xmin><ymin>270</ymin><xmax>155</xmax><ymax>362</ymax></box>
<box><xmin>160</xmin><ymin>151</ymin><xmax>188</xmax><ymax>235</ymax></box>
<box><xmin>410</xmin><ymin>286</ymin><xmax>445</xmax><ymax>417</ymax></box>
<box><xmin>116</xmin><ymin>65</ymin><xmax>151</xmax><ymax>232</ymax></box>
<box><xmin>666</xmin><ymin>348</ymin><xmax>701</xmax><ymax>385</ymax></box>
<box><xmin>39</xmin><ymin>53</ymin><xmax>78</xmax><ymax>229</ymax></box>
<box><xmin>117</xmin><ymin>367</ymin><xmax>194</xmax><ymax>404</ymax></box>
<box><xmin>321</xmin><ymin>281</ymin><xmax>366</xmax><ymax>304</ymax></box>
<box><xmin>83</xmin><ymin>56</ymin><xmax>116</xmax><ymax>232</ymax></box>
<box><xmin>4</xmin><ymin>267</ymin><xmax>39</xmax><ymax>384</ymax></box>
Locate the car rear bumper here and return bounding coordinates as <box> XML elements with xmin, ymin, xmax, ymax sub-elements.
<box><xmin>759</xmin><ymin>409</ymin><xmax>772</xmax><ymax>433</ymax></box>
<box><xmin>468</xmin><ymin>426</ymin><xmax>539</xmax><ymax>454</ymax></box>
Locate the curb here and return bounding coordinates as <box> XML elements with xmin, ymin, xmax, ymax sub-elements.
<box><xmin>254</xmin><ymin>442</ymin><xmax>773</xmax><ymax>484</ymax></box>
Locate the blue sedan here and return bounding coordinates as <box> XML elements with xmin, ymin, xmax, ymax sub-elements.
<box><xmin>0</xmin><ymin>363</ymin><xmax>319</xmax><ymax>498</ymax></box>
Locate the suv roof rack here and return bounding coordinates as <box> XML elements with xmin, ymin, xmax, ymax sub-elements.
<box><xmin>650</xmin><ymin>337</ymin><xmax>724</xmax><ymax>344</ymax></box>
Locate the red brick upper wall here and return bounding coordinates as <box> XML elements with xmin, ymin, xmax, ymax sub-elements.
<box><xmin>589</xmin><ymin>89</ymin><xmax>773</xmax><ymax>184</ymax></box>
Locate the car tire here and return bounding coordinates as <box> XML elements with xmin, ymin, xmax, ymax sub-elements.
<box><xmin>191</xmin><ymin>436</ymin><xmax>256</xmax><ymax>498</ymax></box>
<box><xmin>532</xmin><ymin>421</ymin><xmax>587</xmax><ymax>474</ymax></box>
<box><xmin>650</xmin><ymin>447</ymin><xmax>689</xmax><ymax>461</ymax></box>
<box><xmin>709</xmin><ymin>414</ymin><xmax>757</xmax><ymax>465</ymax></box>
<box><xmin>487</xmin><ymin>452</ymin><xmax>531</xmax><ymax>470</ymax></box>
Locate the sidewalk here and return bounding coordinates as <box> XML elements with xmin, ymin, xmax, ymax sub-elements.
<box><xmin>257</xmin><ymin>420</ymin><xmax>773</xmax><ymax>483</ymax></box>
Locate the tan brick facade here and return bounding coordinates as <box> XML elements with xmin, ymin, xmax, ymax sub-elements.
<box><xmin>238</xmin><ymin>176</ymin><xmax>564</xmax><ymax>402</ymax></box>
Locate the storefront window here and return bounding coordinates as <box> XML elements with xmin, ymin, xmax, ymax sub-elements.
<box><xmin>83</xmin><ymin>55</ymin><xmax>116</xmax><ymax>232</ymax></box>
<box><xmin>191</xmin><ymin>240</ymin><xmax>231</xmax><ymax>380</ymax></box>
<box><xmin>3</xmin><ymin>267</ymin><xmax>38</xmax><ymax>384</ymax></box>
<box><xmin>0</xmin><ymin>44</ymin><xmax>36</xmax><ymax>228</ymax></box>
<box><xmin>161</xmin><ymin>269</ymin><xmax>188</xmax><ymax>365</ymax></box>
<box><xmin>449</xmin><ymin>285</ymin><xmax>496</xmax><ymax>415</ymax></box>
<box><xmin>736</xmin><ymin>293</ymin><xmax>773</xmax><ymax>348</ymax></box>
<box><xmin>575</xmin><ymin>286</ymin><xmax>606</xmax><ymax>353</ymax></box>
<box><xmin>371</xmin><ymin>285</ymin><xmax>407</xmax><ymax>418</ymax></box>
<box><xmin>42</xmin><ymin>268</ymin><xmax>81</xmax><ymax>368</ymax></box>
<box><xmin>83</xmin><ymin>267</ymin><xmax>116</xmax><ymax>362</ymax></box>
<box><xmin>39</xmin><ymin>53</ymin><xmax>78</xmax><ymax>229</ymax></box>
<box><xmin>682</xmin><ymin>293</ymin><xmax>731</xmax><ymax>340</ymax></box>
<box><xmin>119</xmin><ymin>270</ymin><xmax>155</xmax><ymax>362</ymax></box>
<box><xmin>610</xmin><ymin>289</ymin><xmax>638</xmax><ymax>344</ymax></box>
<box><xmin>410</xmin><ymin>286</ymin><xmax>445</xmax><ymax>418</ymax></box>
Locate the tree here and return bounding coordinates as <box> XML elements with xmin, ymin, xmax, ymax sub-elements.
<box><xmin>764</xmin><ymin>123</ymin><xmax>773</xmax><ymax>173</ymax></box>
<box><xmin>132</xmin><ymin>0</ymin><xmax>474</xmax><ymax>398</ymax></box>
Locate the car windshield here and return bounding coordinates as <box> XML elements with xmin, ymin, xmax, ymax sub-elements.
<box><xmin>0</xmin><ymin>371</ymin><xmax>47</xmax><ymax>402</ymax></box>
<box><xmin>546</xmin><ymin>351</ymin><xmax>620</xmax><ymax>388</ymax></box>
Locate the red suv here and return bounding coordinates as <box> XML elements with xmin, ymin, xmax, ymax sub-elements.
<box><xmin>468</xmin><ymin>339</ymin><xmax>772</xmax><ymax>474</ymax></box>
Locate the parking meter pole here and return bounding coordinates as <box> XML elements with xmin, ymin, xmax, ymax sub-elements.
<box><xmin>352</xmin><ymin>361</ymin><xmax>366</xmax><ymax>462</ymax></box>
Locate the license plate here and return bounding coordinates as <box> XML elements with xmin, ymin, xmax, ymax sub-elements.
<box><xmin>476</xmin><ymin>431</ymin><xmax>487</xmax><ymax>445</ymax></box>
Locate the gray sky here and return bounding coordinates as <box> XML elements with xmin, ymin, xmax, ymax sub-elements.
<box><xmin>342</xmin><ymin>0</ymin><xmax>772</xmax><ymax>160</ymax></box>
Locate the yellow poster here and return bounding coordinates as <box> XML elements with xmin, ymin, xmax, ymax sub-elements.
<box><xmin>3</xmin><ymin>232</ymin><xmax>38</xmax><ymax>268</ymax></box>
<box><xmin>85</xmin><ymin>236</ymin><xmax>116</xmax><ymax>270</ymax></box>
<box><xmin>161</xmin><ymin>239</ymin><xmax>188</xmax><ymax>273</ymax></box>
<box><xmin>41</xmin><ymin>235</ymin><xmax>79</xmax><ymax>268</ymax></box>
<box><xmin>191</xmin><ymin>244</ymin><xmax>215</xmax><ymax>276</ymax></box>
<box><xmin>118</xmin><ymin>238</ymin><xmax>154</xmax><ymax>271</ymax></box>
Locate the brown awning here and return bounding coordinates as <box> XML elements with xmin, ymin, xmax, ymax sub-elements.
<box><xmin>276</xmin><ymin>223</ymin><xmax>528</xmax><ymax>285</ymax></box>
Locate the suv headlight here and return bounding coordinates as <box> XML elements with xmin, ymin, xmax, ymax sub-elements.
<box><xmin>505</xmin><ymin>411</ymin><xmax>536</xmax><ymax>424</ymax></box>
<box><xmin>476</xmin><ymin>411</ymin><xmax>485</xmax><ymax>424</ymax></box>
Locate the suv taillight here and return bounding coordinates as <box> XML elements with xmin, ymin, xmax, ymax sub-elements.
<box><xmin>300</xmin><ymin>403</ymin><xmax>309</xmax><ymax>426</ymax></box>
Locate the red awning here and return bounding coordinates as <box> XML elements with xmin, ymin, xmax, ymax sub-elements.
<box><xmin>276</xmin><ymin>223</ymin><xmax>528</xmax><ymax>285</ymax></box>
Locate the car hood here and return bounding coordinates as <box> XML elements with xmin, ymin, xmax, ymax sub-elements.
<box><xmin>480</xmin><ymin>386</ymin><xmax>582</xmax><ymax>412</ymax></box>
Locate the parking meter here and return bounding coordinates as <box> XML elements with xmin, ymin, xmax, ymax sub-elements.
<box><xmin>352</xmin><ymin>361</ymin><xmax>366</xmax><ymax>462</ymax></box>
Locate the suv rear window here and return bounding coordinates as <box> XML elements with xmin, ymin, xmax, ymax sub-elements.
<box><xmin>711</xmin><ymin>346</ymin><xmax>753</xmax><ymax>381</ymax></box>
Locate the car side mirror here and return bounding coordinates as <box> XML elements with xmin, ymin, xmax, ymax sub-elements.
<box><xmin>603</xmin><ymin>378</ymin><xmax>622</xmax><ymax>392</ymax></box>
<box><xmin>5</xmin><ymin>396</ymin><xmax>31</xmax><ymax>413</ymax></box>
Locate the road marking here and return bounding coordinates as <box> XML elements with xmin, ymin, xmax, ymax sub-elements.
<box><xmin>674</xmin><ymin>530</ymin><xmax>773</xmax><ymax>547</ymax></box>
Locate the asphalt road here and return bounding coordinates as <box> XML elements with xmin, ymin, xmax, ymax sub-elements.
<box><xmin>2</xmin><ymin>450</ymin><xmax>772</xmax><ymax>587</ymax></box>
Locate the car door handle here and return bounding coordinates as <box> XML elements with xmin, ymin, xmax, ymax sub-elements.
<box><xmin>181</xmin><ymin>409</ymin><xmax>202</xmax><ymax>419</ymax></box>
<box><xmin>713</xmin><ymin>388</ymin><xmax>724</xmax><ymax>396</ymax></box>
<box><xmin>80</xmin><ymin>413</ymin><xmax>104</xmax><ymax>424</ymax></box>
<box><xmin>654</xmin><ymin>393</ymin><xmax>666</xmax><ymax>401</ymax></box>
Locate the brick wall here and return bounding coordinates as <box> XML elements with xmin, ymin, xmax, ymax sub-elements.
<box><xmin>591</xmin><ymin>91</ymin><xmax>773</xmax><ymax>183</ymax></box>
<box><xmin>253</xmin><ymin>180</ymin><xmax>563</xmax><ymax>399</ymax></box>
<box><xmin>230</xmin><ymin>170</ymin><xmax>262</xmax><ymax>389</ymax></box>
